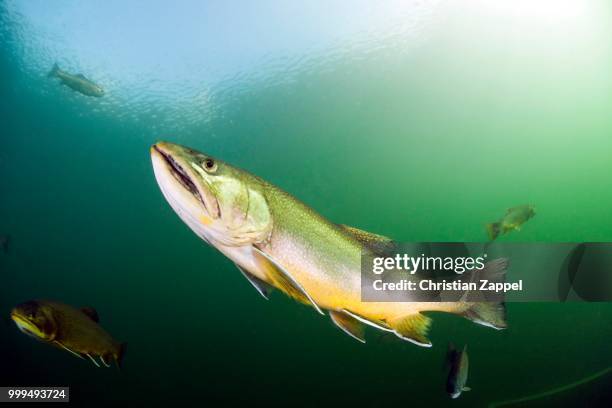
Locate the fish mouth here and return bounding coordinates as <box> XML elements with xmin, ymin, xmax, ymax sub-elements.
<box><xmin>10</xmin><ymin>312</ymin><xmax>38</xmax><ymax>338</ymax></box>
<box><xmin>153</xmin><ymin>145</ymin><xmax>204</xmax><ymax>205</ymax></box>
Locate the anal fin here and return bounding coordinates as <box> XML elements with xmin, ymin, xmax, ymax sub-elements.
<box><xmin>342</xmin><ymin>309</ymin><xmax>393</xmax><ymax>332</ymax></box>
<box><xmin>330</xmin><ymin>310</ymin><xmax>366</xmax><ymax>343</ymax></box>
<box><xmin>252</xmin><ymin>246</ymin><xmax>324</xmax><ymax>315</ymax></box>
<box><xmin>388</xmin><ymin>313</ymin><xmax>432</xmax><ymax>347</ymax></box>
<box><xmin>235</xmin><ymin>264</ymin><xmax>273</xmax><ymax>300</ymax></box>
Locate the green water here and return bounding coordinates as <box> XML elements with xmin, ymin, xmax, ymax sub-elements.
<box><xmin>0</xmin><ymin>1</ymin><xmax>611</xmax><ymax>406</ymax></box>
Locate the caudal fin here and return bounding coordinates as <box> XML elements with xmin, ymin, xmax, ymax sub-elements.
<box><xmin>48</xmin><ymin>63</ymin><xmax>60</xmax><ymax>78</ymax></box>
<box><xmin>115</xmin><ymin>342</ymin><xmax>127</xmax><ymax>369</ymax></box>
<box><xmin>459</xmin><ymin>259</ymin><xmax>508</xmax><ymax>329</ymax></box>
<box><xmin>486</xmin><ymin>222</ymin><xmax>501</xmax><ymax>241</ymax></box>
<box><xmin>463</xmin><ymin>302</ymin><xmax>507</xmax><ymax>330</ymax></box>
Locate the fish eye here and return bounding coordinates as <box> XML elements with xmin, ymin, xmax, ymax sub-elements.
<box><xmin>202</xmin><ymin>158</ymin><xmax>217</xmax><ymax>173</ymax></box>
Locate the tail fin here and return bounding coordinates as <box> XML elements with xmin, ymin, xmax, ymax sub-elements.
<box><xmin>115</xmin><ymin>342</ymin><xmax>127</xmax><ymax>369</ymax></box>
<box><xmin>486</xmin><ymin>222</ymin><xmax>501</xmax><ymax>241</ymax></box>
<box><xmin>463</xmin><ymin>302</ymin><xmax>507</xmax><ymax>330</ymax></box>
<box><xmin>48</xmin><ymin>63</ymin><xmax>60</xmax><ymax>78</ymax></box>
<box><xmin>461</xmin><ymin>258</ymin><xmax>508</xmax><ymax>329</ymax></box>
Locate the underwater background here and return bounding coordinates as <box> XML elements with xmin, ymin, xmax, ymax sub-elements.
<box><xmin>0</xmin><ymin>0</ymin><xmax>611</xmax><ymax>406</ymax></box>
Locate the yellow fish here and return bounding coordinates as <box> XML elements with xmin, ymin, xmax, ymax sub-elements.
<box><xmin>151</xmin><ymin>141</ymin><xmax>507</xmax><ymax>347</ymax></box>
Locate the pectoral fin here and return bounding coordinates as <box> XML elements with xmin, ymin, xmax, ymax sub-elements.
<box><xmin>252</xmin><ymin>246</ymin><xmax>324</xmax><ymax>315</ymax></box>
<box><xmin>388</xmin><ymin>313</ymin><xmax>432</xmax><ymax>347</ymax></box>
<box><xmin>54</xmin><ymin>341</ymin><xmax>85</xmax><ymax>360</ymax></box>
<box><xmin>463</xmin><ymin>387</ymin><xmax>471</xmax><ymax>392</ymax></box>
<box><xmin>235</xmin><ymin>264</ymin><xmax>273</xmax><ymax>300</ymax></box>
<box><xmin>330</xmin><ymin>310</ymin><xmax>366</xmax><ymax>343</ymax></box>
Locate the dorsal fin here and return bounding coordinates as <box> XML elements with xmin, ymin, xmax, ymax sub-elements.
<box><xmin>80</xmin><ymin>307</ymin><xmax>99</xmax><ymax>322</ymax></box>
<box><xmin>338</xmin><ymin>224</ymin><xmax>396</xmax><ymax>255</ymax></box>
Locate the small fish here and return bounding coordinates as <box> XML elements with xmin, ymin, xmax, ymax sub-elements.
<box><xmin>486</xmin><ymin>204</ymin><xmax>535</xmax><ymax>241</ymax></box>
<box><xmin>446</xmin><ymin>343</ymin><xmax>470</xmax><ymax>399</ymax></box>
<box><xmin>0</xmin><ymin>234</ymin><xmax>8</xmax><ymax>253</ymax></box>
<box><xmin>48</xmin><ymin>63</ymin><xmax>104</xmax><ymax>97</ymax></box>
<box><xmin>10</xmin><ymin>300</ymin><xmax>126</xmax><ymax>368</ymax></box>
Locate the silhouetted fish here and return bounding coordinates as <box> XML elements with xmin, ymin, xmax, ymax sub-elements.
<box><xmin>48</xmin><ymin>63</ymin><xmax>104</xmax><ymax>97</ymax></box>
<box><xmin>446</xmin><ymin>343</ymin><xmax>470</xmax><ymax>399</ymax></box>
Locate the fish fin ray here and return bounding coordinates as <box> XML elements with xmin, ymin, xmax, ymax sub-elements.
<box><xmin>460</xmin><ymin>260</ymin><xmax>508</xmax><ymax>328</ymax></box>
<box><xmin>99</xmin><ymin>355</ymin><xmax>111</xmax><ymax>368</ymax></box>
<box><xmin>235</xmin><ymin>264</ymin><xmax>272</xmax><ymax>300</ymax></box>
<box><xmin>252</xmin><ymin>246</ymin><xmax>324</xmax><ymax>315</ymax></box>
<box><xmin>54</xmin><ymin>341</ymin><xmax>85</xmax><ymax>360</ymax></box>
<box><xmin>462</xmin><ymin>302</ymin><xmax>507</xmax><ymax>329</ymax></box>
<box><xmin>388</xmin><ymin>313</ymin><xmax>432</xmax><ymax>347</ymax></box>
<box><xmin>459</xmin><ymin>258</ymin><xmax>508</xmax><ymax>302</ymax></box>
<box><xmin>80</xmin><ymin>307</ymin><xmax>99</xmax><ymax>322</ymax></box>
<box><xmin>329</xmin><ymin>311</ymin><xmax>366</xmax><ymax>343</ymax></box>
<box><xmin>338</xmin><ymin>225</ymin><xmax>396</xmax><ymax>255</ymax></box>
<box><xmin>341</xmin><ymin>309</ymin><xmax>393</xmax><ymax>332</ymax></box>
<box><xmin>86</xmin><ymin>353</ymin><xmax>100</xmax><ymax>367</ymax></box>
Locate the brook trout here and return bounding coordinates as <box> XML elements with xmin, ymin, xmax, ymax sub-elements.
<box><xmin>486</xmin><ymin>204</ymin><xmax>536</xmax><ymax>241</ymax></box>
<box><xmin>11</xmin><ymin>300</ymin><xmax>126</xmax><ymax>368</ymax></box>
<box><xmin>151</xmin><ymin>142</ymin><xmax>507</xmax><ymax>346</ymax></box>
<box><xmin>48</xmin><ymin>63</ymin><xmax>104</xmax><ymax>97</ymax></box>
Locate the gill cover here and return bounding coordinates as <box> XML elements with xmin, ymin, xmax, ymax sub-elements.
<box><xmin>191</xmin><ymin>161</ymin><xmax>272</xmax><ymax>246</ymax></box>
<box><xmin>152</xmin><ymin>142</ymin><xmax>273</xmax><ymax>247</ymax></box>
